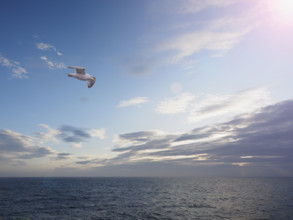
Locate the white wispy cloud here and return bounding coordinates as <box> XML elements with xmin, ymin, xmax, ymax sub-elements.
<box><xmin>181</xmin><ymin>0</ymin><xmax>239</xmax><ymax>14</ymax></box>
<box><xmin>0</xmin><ymin>55</ymin><xmax>28</xmax><ymax>79</ymax></box>
<box><xmin>156</xmin><ymin>26</ymin><xmax>251</xmax><ymax>64</ymax></box>
<box><xmin>40</xmin><ymin>56</ymin><xmax>66</xmax><ymax>69</ymax></box>
<box><xmin>113</xmin><ymin>130</ymin><xmax>169</xmax><ymax>148</ymax></box>
<box><xmin>89</xmin><ymin>128</ymin><xmax>106</xmax><ymax>139</ymax></box>
<box><xmin>36</xmin><ymin>42</ymin><xmax>62</xmax><ymax>56</ymax></box>
<box><xmin>127</xmin><ymin>12</ymin><xmax>255</xmax><ymax>75</ymax></box>
<box><xmin>72</xmin><ymin>143</ymin><xmax>83</xmax><ymax>148</ymax></box>
<box><xmin>118</xmin><ymin>97</ymin><xmax>150</xmax><ymax>108</ymax></box>
<box><xmin>156</xmin><ymin>92</ymin><xmax>195</xmax><ymax>114</ymax></box>
<box><xmin>148</xmin><ymin>0</ymin><xmax>240</xmax><ymax>17</ymax></box>
<box><xmin>180</xmin><ymin>59</ymin><xmax>198</xmax><ymax>71</ymax></box>
<box><xmin>35</xmin><ymin>124</ymin><xmax>59</xmax><ymax>144</ymax></box>
<box><xmin>188</xmin><ymin>88</ymin><xmax>271</xmax><ymax>123</ymax></box>
<box><xmin>155</xmin><ymin>88</ymin><xmax>270</xmax><ymax>124</ymax></box>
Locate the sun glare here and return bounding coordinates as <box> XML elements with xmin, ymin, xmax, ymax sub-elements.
<box><xmin>269</xmin><ymin>0</ymin><xmax>293</xmax><ymax>24</ymax></box>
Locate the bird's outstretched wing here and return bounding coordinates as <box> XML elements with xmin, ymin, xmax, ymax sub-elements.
<box><xmin>68</xmin><ymin>66</ymin><xmax>86</xmax><ymax>75</ymax></box>
<box><xmin>87</xmin><ymin>77</ymin><xmax>96</xmax><ymax>88</ymax></box>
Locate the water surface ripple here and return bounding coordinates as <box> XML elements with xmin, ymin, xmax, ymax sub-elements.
<box><xmin>0</xmin><ymin>177</ymin><xmax>292</xmax><ymax>219</ymax></box>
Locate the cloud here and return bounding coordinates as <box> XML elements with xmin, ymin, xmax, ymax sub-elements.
<box><xmin>156</xmin><ymin>92</ymin><xmax>195</xmax><ymax>114</ymax></box>
<box><xmin>76</xmin><ymin>157</ymin><xmax>109</xmax><ymax>166</ymax></box>
<box><xmin>36</xmin><ymin>42</ymin><xmax>62</xmax><ymax>56</ymax></box>
<box><xmin>0</xmin><ymin>129</ymin><xmax>32</xmax><ymax>152</ymax></box>
<box><xmin>53</xmin><ymin>99</ymin><xmax>293</xmax><ymax>176</ymax></box>
<box><xmin>40</xmin><ymin>56</ymin><xmax>66</xmax><ymax>69</ymax></box>
<box><xmin>125</xmin><ymin>9</ymin><xmax>255</xmax><ymax>75</ymax></box>
<box><xmin>36</xmin><ymin>124</ymin><xmax>105</xmax><ymax>147</ymax></box>
<box><xmin>180</xmin><ymin>0</ymin><xmax>239</xmax><ymax>14</ymax></box>
<box><xmin>0</xmin><ymin>129</ymin><xmax>55</xmax><ymax>161</ymax></box>
<box><xmin>148</xmin><ymin>0</ymin><xmax>240</xmax><ymax>17</ymax></box>
<box><xmin>35</xmin><ymin>123</ymin><xmax>59</xmax><ymax>143</ymax></box>
<box><xmin>0</xmin><ymin>124</ymin><xmax>105</xmax><ymax>168</ymax></box>
<box><xmin>198</xmin><ymin>100</ymin><xmax>293</xmax><ymax>168</ymax></box>
<box><xmin>89</xmin><ymin>129</ymin><xmax>106</xmax><ymax>139</ymax></box>
<box><xmin>155</xmin><ymin>25</ymin><xmax>252</xmax><ymax>63</ymax></box>
<box><xmin>188</xmin><ymin>87</ymin><xmax>271</xmax><ymax>123</ymax></box>
<box><xmin>37</xmin><ymin>42</ymin><xmax>65</xmax><ymax>69</ymax></box>
<box><xmin>118</xmin><ymin>97</ymin><xmax>150</xmax><ymax>108</ymax></box>
<box><xmin>58</xmin><ymin>125</ymin><xmax>106</xmax><ymax>146</ymax></box>
<box><xmin>34</xmin><ymin>124</ymin><xmax>106</xmax><ymax>148</ymax></box>
<box><xmin>72</xmin><ymin>143</ymin><xmax>83</xmax><ymax>148</ymax></box>
<box><xmin>19</xmin><ymin>146</ymin><xmax>55</xmax><ymax>159</ymax></box>
<box><xmin>113</xmin><ymin>130</ymin><xmax>166</xmax><ymax>148</ymax></box>
<box><xmin>81</xmin><ymin>99</ymin><xmax>293</xmax><ymax>176</ymax></box>
<box><xmin>155</xmin><ymin>88</ymin><xmax>270</xmax><ymax>124</ymax></box>
<box><xmin>53</xmin><ymin>153</ymin><xmax>72</xmax><ymax>160</ymax></box>
<box><xmin>58</xmin><ymin>125</ymin><xmax>91</xmax><ymax>143</ymax></box>
<box><xmin>0</xmin><ymin>55</ymin><xmax>28</xmax><ymax>79</ymax></box>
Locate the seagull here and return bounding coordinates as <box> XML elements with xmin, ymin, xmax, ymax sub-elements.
<box><xmin>67</xmin><ymin>66</ymin><xmax>96</xmax><ymax>88</ymax></box>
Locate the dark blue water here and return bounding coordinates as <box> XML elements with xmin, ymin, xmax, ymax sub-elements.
<box><xmin>0</xmin><ymin>177</ymin><xmax>292</xmax><ymax>219</ymax></box>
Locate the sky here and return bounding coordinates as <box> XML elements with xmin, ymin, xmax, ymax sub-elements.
<box><xmin>0</xmin><ymin>0</ymin><xmax>293</xmax><ymax>177</ymax></box>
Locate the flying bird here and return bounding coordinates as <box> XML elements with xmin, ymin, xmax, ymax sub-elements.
<box><xmin>67</xmin><ymin>66</ymin><xmax>96</xmax><ymax>88</ymax></box>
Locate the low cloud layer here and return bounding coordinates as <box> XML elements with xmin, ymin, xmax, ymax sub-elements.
<box><xmin>156</xmin><ymin>88</ymin><xmax>270</xmax><ymax>124</ymax></box>
<box><xmin>188</xmin><ymin>87</ymin><xmax>270</xmax><ymax>123</ymax></box>
<box><xmin>78</xmin><ymin>99</ymin><xmax>293</xmax><ymax>176</ymax></box>
<box><xmin>1</xmin><ymin>99</ymin><xmax>292</xmax><ymax>176</ymax></box>
<box><xmin>0</xmin><ymin>124</ymin><xmax>105</xmax><ymax>166</ymax></box>
<box><xmin>0</xmin><ymin>129</ymin><xmax>55</xmax><ymax>163</ymax></box>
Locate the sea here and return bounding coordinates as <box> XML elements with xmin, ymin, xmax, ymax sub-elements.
<box><xmin>0</xmin><ymin>177</ymin><xmax>292</xmax><ymax>220</ymax></box>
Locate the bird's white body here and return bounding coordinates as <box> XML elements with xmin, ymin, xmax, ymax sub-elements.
<box><xmin>67</xmin><ymin>66</ymin><xmax>96</xmax><ymax>88</ymax></box>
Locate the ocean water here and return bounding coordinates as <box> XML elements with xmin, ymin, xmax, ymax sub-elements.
<box><xmin>0</xmin><ymin>177</ymin><xmax>292</xmax><ymax>220</ymax></box>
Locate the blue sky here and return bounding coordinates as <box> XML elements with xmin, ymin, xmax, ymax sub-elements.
<box><xmin>1</xmin><ymin>0</ymin><xmax>293</xmax><ymax>177</ymax></box>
